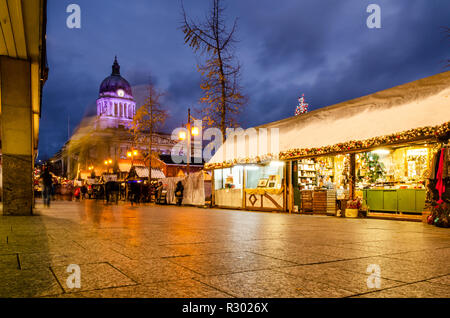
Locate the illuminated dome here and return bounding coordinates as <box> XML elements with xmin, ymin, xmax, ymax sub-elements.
<box><xmin>99</xmin><ymin>57</ymin><xmax>133</xmax><ymax>98</ymax></box>
<box><xmin>96</xmin><ymin>56</ymin><xmax>136</xmax><ymax>129</ymax></box>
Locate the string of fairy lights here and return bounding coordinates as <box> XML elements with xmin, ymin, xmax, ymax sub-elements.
<box><xmin>204</xmin><ymin>122</ymin><xmax>450</xmax><ymax>170</ymax></box>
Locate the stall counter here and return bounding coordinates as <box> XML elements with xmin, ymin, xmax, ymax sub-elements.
<box><xmin>362</xmin><ymin>189</ymin><xmax>426</xmax><ymax>214</ymax></box>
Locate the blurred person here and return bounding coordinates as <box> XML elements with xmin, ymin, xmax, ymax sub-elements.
<box><xmin>40</xmin><ymin>166</ymin><xmax>53</xmax><ymax>207</ymax></box>
<box><xmin>80</xmin><ymin>181</ymin><xmax>87</xmax><ymax>200</ymax></box>
<box><xmin>175</xmin><ymin>181</ymin><xmax>184</xmax><ymax>206</ymax></box>
<box><xmin>156</xmin><ymin>181</ymin><xmax>163</xmax><ymax>202</ymax></box>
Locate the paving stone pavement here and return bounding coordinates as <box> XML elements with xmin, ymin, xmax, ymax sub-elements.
<box><xmin>1</xmin><ymin>199</ymin><xmax>449</xmax><ymax>298</ymax></box>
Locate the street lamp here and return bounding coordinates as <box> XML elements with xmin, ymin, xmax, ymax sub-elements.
<box><xmin>104</xmin><ymin>159</ymin><xmax>113</xmax><ymax>173</ymax></box>
<box><xmin>191</xmin><ymin>126</ymin><xmax>199</xmax><ymax>137</ymax></box>
<box><xmin>127</xmin><ymin>149</ymin><xmax>138</xmax><ymax>167</ymax></box>
<box><xmin>178</xmin><ymin>130</ymin><xmax>187</xmax><ymax>140</ymax></box>
<box><xmin>178</xmin><ymin>108</ymin><xmax>199</xmax><ymax>176</ymax></box>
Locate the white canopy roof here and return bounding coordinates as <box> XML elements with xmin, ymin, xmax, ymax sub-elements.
<box><xmin>208</xmin><ymin>71</ymin><xmax>450</xmax><ymax>166</ymax></box>
<box><xmin>118</xmin><ymin>163</ymin><xmax>165</xmax><ymax>179</ymax></box>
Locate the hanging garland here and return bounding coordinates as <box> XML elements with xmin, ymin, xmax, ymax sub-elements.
<box><xmin>204</xmin><ymin>122</ymin><xmax>450</xmax><ymax>170</ymax></box>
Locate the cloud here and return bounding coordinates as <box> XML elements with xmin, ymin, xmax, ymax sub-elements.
<box><xmin>39</xmin><ymin>0</ymin><xmax>450</xmax><ymax>159</ymax></box>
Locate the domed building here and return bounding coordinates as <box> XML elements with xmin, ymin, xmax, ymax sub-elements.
<box><xmin>96</xmin><ymin>57</ymin><xmax>136</xmax><ymax>129</ymax></box>
<box><xmin>50</xmin><ymin>57</ymin><xmax>204</xmax><ymax>180</ymax></box>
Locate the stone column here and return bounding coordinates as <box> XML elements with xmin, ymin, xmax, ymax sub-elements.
<box><xmin>0</xmin><ymin>57</ymin><xmax>34</xmax><ymax>215</ymax></box>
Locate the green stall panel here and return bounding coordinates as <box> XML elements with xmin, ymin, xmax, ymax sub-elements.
<box><xmin>415</xmin><ymin>190</ymin><xmax>426</xmax><ymax>213</ymax></box>
<box><xmin>364</xmin><ymin>188</ymin><xmax>426</xmax><ymax>214</ymax></box>
<box><xmin>366</xmin><ymin>190</ymin><xmax>384</xmax><ymax>211</ymax></box>
<box><xmin>398</xmin><ymin>189</ymin><xmax>416</xmax><ymax>213</ymax></box>
<box><xmin>383</xmin><ymin>190</ymin><xmax>398</xmax><ymax>212</ymax></box>
<box><xmin>292</xmin><ymin>161</ymin><xmax>301</xmax><ymax>208</ymax></box>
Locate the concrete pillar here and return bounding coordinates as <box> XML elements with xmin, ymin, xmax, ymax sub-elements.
<box><xmin>0</xmin><ymin>57</ymin><xmax>34</xmax><ymax>215</ymax></box>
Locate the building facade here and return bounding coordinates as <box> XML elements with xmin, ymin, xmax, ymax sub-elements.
<box><xmin>96</xmin><ymin>57</ymin><xmax>136</xmax><ymax>129</ymax></box>
<box><xmin>51</xmin><ymin>57</ymin><xmax>179</xmax><ymax>179</ymax></box>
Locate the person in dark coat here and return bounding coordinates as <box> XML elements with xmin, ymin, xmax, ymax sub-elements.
<box><xmin>80</xmin><ymin>182</ymin><xmax>87</xmax><ymax>200</ymax></box>
<box><xmin>175</xmin><ymin>181</ymin><xmax>184</xmax><ymax>206</ymax></box>
<box><xmin>129</xmin><ymin>181</ymin><xmax>141</xmax><ymax>205</ymax></box>
<box><xmin>40</xmin><ymin>166</ymin><xmax>53</xmax><ymax>207</ymax></box>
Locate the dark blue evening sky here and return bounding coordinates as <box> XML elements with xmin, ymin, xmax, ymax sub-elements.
<box><xmin>39</xmin><ymin>0</ymin><xmax>450</xmax><ymax>159</ymax></box>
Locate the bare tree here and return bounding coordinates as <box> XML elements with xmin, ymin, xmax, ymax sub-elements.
<box><xmin>181</xmin><ymin>0</ymin><xmax>247</xmax><ymax>142</ymax></box>
<box><xmin>131</xmin><ymin>82</ymin><xmax>168</xmax><ymax>180</ymax></box>
<box><xmin>445</xmin><ymin>27</ymin><xmax>450</xmax><ymax>68</ymax></box>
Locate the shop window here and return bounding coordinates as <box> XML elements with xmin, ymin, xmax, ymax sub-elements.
<box><xmin>214</xmin><ymin>166</ymin><xmax>243</xmax><ymax>190</ymax></box>
<box><xmin>245</xmin><ymin>163</ymin><xmax>284</xmax><ymax>189</ymax></box>
<box><xmin>406</xmin><ymin>148</ymin><xmax>428</xmax><ymax>179</ymax></box>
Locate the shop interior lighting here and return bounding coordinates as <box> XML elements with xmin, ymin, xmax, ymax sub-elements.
<box><xmin>270</xmin><ymin>161</ymin><xmax>285</xmax><ymax>167</ymax></box>
<box><xmin>372</xmin><ymin>149</ymin><xmax>390</xmax><ymax>155</ymax></box>
<box><xmin>406</xmin><ymin>148</ymin><xmax>427</xmax><ymax>156</ymax></box>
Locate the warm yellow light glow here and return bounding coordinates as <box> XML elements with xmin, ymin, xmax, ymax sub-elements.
<box><xmin>104</xmin><ymin>160</ymin><xmax>108</xmax><ymax>165</ymax></box>
<box><xmin>407</xmin><ymin>148</ymin><xmax>427</xmax><ymax>157</ymax></box>
<box><xmin>179</xmin><ymin>131</ymin><xmax>186</xmax><ymax>140</ymax></box>
<box><xmin>372</xmin><ymin>149</ymin><xmax>390</xmax><ymax>155</ymax></box>
<box><xmin>133</xmin><ymin>150</ymin><xmax>138</xmax><ymax>156</ymax></box>
<box><xmin>270</xmin><ymin>161</ymin><xmax>285</xmax><ymax>167</ymax></box>
<box><xmin>127</xmin><ymin>152</ymin><xmax>132</xmax><ymax>157</ymax></box>
<box><xmin>191</xmin><ymin>126</ymin><xmax>199</xmax><ymax>136</ymax></box>
<box><xmin>108</xmin><ymin>159</ymin><xmax>113</xmax><ymax>164</ymax></box>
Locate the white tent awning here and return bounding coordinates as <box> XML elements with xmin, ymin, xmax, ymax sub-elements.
<box><xmin>118</xmin><ymin>163</ymin><xmax>165</xmax><ymax>179</ymax></box>
<box><xmin>208</xmin><ymin>71</ymin><xmax>450</xmax><ymax>165</ymax></box>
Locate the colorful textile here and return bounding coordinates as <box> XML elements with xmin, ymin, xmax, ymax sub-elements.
<box><xmin>436</xmin><ymin>148</ymin><xmax>446</xmax><ymax>204</ymax></box>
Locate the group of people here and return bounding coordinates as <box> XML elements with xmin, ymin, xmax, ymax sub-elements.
<box><xmin>39</xmin><ymin>165</ymin><xmax>186</xmax><ymax>207</ymax></box>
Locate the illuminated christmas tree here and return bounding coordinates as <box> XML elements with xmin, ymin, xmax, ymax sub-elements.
<box><xmin>295</xmin><ymin>93</ymin><xmax>309</xmax><ymax>116</ymax></box>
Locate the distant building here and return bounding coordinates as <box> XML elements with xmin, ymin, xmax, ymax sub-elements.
<box><xmin>50</xmin><ymin>57</ymin><xmax>203</xmax><ymax>179</ymax></box>
<box><xmin>158</xmin><ymin>154</ymin><xmax>204</xmax><ymax>177</ymax></box>
<box><xmin>96</xmin><ymin>56</ymin><xmax>136</xmax><ymax>129</ymax></box>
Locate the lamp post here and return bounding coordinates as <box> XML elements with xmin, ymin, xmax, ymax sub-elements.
<box><xmin>178</xmin><ymin>108</ymin><xmax>199</xmax><ymax>176</ymax></box>
<box><xmin>88</xmin><ymin>165</ymin><xmax>95</xmax><ymax>178</ymax></box>
<box><xmin>104</xmin><ymin>159</ymin><xmax>113</xmax><ymax>173</ymax></box>
<box><xmin>127</xmin><ymin>149</ymin><xmax>138</xmax><ymax>167</ymax></box>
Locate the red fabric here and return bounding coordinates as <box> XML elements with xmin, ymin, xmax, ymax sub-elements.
<box><xmin>435</xmin><ymin>148</ymin><xmax>446</xmax><ymax>204</ymax></box>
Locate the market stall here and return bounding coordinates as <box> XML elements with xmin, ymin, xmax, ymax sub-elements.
<box><xmin>206</xmin><ymin>71</ymin><xmax>450</xmax><ymax>218</ymax></box>
<box><xmin>243</xmin><ymin>162</ymin><xmax>285</xmax><ymax>211</ymax></box>
<box><xmin>211</xmin><ymin>162</ymin><xmax>286</xmax><ymax>211</ymax></box>
<box><xmin>160</xmin><ymin>171</ymin><xmax>207</xmax><ymax>206</ymax></box>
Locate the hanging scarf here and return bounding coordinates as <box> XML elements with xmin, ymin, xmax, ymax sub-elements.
<box><xmin>435</xmin><ymin>148</ymin><xmax>446</xmax><ymax>204</ymax></box>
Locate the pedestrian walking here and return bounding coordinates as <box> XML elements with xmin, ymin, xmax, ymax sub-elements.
<box><xmin>156</xmin><ymin>181</ymin><xmax>163</xmax><ymax>201</ymax></box>
<box><xmin>175</xmin><ymin>181</ymin><xmax>184</xmax><ymax>206</ymax></box>
<box><xmin>80</xmin><ymin>182</ymin><xmax>87</xmax><ymax>200</ymax></box>
<box><xmin>40</xmin><ymin>166</ymin><xmax>53</xmax><ymax>207</ymax></box>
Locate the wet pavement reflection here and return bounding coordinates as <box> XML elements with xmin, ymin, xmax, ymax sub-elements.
<box><xmin>1</xmin><ymin>199</ymin><xmax>449</xmax><ymax>298</ymax></box>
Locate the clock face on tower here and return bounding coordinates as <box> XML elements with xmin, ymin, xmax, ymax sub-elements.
<box><xmin>117</xmin><ymin>89</ymin><xmax>125</xmax><ymax>97</ymax></box>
